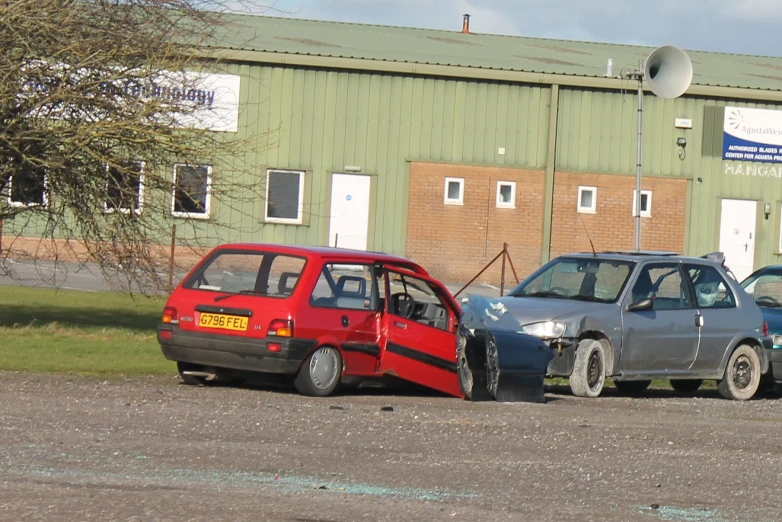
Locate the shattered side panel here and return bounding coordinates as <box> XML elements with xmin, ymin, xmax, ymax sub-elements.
<box><xmin>458</xmin><ymin>294</ymin><xmax>554</xmax><ymax>403</ymax></box>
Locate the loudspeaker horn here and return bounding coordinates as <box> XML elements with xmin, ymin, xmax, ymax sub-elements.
<box><xmin>644</xmin><ymin>45</ymin><xmax>693</xmax><ymax>99</ymax></box>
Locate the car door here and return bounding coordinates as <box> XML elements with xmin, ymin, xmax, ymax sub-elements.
<box><xmin>302</xmin><ymin>262</ymin><xmax>381</xmax><ymax>376</ymax></box>
<box><xmin>378</xmin><ymin>267</ymin><xmax>462</xmax><ymax>397</ymax></box>
<box><xmin>620</xmin><ymin>262</ymin><xmax>700</xmax><ymax>374</ymax></box>
<box><xmin>683</xmin><ymin>263</ymin><xmax>739</xmax><ymax>372</ymax></box>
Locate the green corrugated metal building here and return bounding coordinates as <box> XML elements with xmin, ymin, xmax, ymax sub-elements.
<box><xmin>17</xmin><ymin>13</ymin><xmax>782</xmax><ymax>282</ymax></box>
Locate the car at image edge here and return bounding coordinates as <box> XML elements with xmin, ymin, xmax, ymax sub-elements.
<box><xmin>740</xmin><ymin>264</ymin><xmax>782</xmax><ymax>390</ymax></box>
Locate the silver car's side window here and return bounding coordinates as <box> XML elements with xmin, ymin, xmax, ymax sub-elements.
<box><xmin>631</xmin><ymin>263</ymin><xmax>693</xmax><ymax>310</ymax></box>
<box><xmin>685</xmin><ymin>264</ymin><xmax>736</xmax><ymax>309</ymax></box>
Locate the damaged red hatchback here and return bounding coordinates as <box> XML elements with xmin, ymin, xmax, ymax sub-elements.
<box><xmin>157</xmin><ymin>243</ymin><xmax>463</xmax><ymax>397</ymax></box>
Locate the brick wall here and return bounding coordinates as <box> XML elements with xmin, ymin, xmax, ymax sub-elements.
<box><xmin>406</xmin><ymin>161</ymin><xmax>546</xmax><ymax>286</ymax></box>
<box><xmin>550</xmin><ymin>172</ymin><xmax>687</xmax><ymax>258</ymax></box>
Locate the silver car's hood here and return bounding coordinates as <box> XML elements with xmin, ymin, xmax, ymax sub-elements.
<box><xmin>494</xmin><ymin>296</ymin><xmax>602</xmax><ymax>325</ymax></box>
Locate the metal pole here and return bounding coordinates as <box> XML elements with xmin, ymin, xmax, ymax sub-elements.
<box><xmin>635</xmin><ymin>59</ymin><xmax>644</xmax><ymax>252</ymax></box>
<box><xmin>500</xmin><ymin>243</ymin><xmax>507</xmax><ymax>297</ymax></box>
<box><xmin>168</xmin><ymin>224</ymin><xmax>177</xmax><ymax>292</ymax></box>
<box><xmin>453</xmin><ymin>248</ymin><xmax>505</xmax><ymax>298</ymax></box>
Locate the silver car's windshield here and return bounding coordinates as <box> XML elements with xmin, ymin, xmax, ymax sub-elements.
<box><xmin>509</xmin><ymin>258</ymin><xmax>635</xmax><ymax>303</ymax></box>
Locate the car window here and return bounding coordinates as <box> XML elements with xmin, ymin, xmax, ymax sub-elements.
<box><xmin>742</xmin><ymin>271</ymin><xmax>782</xmax><ymax>307</ymax></box>
<box><xmin>631</xmin><ymin>263</ymin><xmax>692</xmax><ymax>310</ymax></box>
<box><xmin>310</xmin><ymin>264</ymin><xmax>377</xmax><ymax>310</ymax></box>
<box><xmin>685</xmin><ymin>264</ymin><xmax>735</xmax><ymax>309</ymax></box>
<box><xmin>510</xmin><ymin>258</ymin><xmax>634</xmax><ymax>303</ymax></box>
<box><xmin>182</xmin><ymin>250</ymin><xmax>306</xmax><ymax>297</ymax></box>
<box><xmin>387</xmin><ymin>271</ymin><xmax>450</xmax><ymax>331</ymax></box>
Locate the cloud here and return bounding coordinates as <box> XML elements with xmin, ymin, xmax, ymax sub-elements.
<box><xmin>722</xmin><ymin>0</ymin><xmax>782</xmax><ymax>21</ymax></box>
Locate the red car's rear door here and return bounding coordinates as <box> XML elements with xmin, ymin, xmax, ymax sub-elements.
<box><xmin>378</xmin><ymin>267</ymin><xmax>463</xmax><ymax>398</ymax></box>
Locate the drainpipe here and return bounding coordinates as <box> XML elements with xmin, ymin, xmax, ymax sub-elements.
<box><xmin>541</xmin><ymin>84</ymin><xmax>560</xmax><ymax>264</ymax></box>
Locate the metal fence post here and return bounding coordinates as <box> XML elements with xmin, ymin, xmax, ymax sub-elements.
<box><xmin>168</xmin><ymin>224</ymin><xmax>177</xmax><ymax>292</ymax></box>
<box><xmin>500</xmin><ymin>243</ymin><xmax>508</xmax><ymax>296</ymax></box>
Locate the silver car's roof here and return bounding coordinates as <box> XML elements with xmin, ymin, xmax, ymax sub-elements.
<box><xmin>564</xmin><ymin>251</ymin><xmax>723</xmax><ymax>266</ymax></box>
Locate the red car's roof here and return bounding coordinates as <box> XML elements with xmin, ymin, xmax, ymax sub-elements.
<box><xmin>213</xmin><ymin>243</ymin><xmax>427</xmax><ymax>273</ymax></box>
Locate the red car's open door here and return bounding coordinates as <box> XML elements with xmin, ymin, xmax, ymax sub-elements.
<box><xmin>378</xmin><ymin>267</ymin><xmax>463</xmax><ymax>398</ymax></box>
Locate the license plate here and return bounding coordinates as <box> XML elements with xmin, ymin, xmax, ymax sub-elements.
<box><xmin>198</xmin><ymin>312</ymin><xmax>248</xmax><ymax>331</ymax></box>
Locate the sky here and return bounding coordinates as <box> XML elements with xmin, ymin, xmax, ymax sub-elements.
<box><xmin>261</xmin><ymin>0</ymin><xmax>782</xmax><ymax>57</ymax></box>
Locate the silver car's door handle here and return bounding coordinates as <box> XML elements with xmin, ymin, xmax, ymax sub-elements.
<box><xmin>695</xmin><ymin>314</ymin><xmax>704</xmax><ymax>327</ymax></box>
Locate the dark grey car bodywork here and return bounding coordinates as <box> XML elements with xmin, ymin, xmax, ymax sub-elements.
<box><xmin>490</xmin><ymin>252</ymin><xmax>772</xmax><ymax>383</ymax></box>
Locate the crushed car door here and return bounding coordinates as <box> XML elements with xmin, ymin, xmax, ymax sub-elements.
<box><xmin>378</xmin><ymin>267</ymin><xmax>462</xmax><ymax>397</ymax></box>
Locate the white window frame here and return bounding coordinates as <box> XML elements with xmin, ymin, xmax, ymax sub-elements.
<box><xmin>444</xmin><ymin>177</ymin><xmax>464</xmax><ymax>206</ymax></box>
<box><xmin>171</xmin><ymin>163</ymin><xmax>212</xmax><ymax>219</ymax></box>
<box><xmin>496</xmin><ymin>181</ymin><xmax>516</xmax><ymax>209</ymax></box>
<box><xmin>103</xmin><ymin>161</ymin><xmax>145</xmax><ymax>215</ymax></box>
<box><xmin>264</xmin><ymin>169</ymin><xmax>304</xmax><ymax>224</ymax></box>
<box><xmin>632</xmin><ymin>189</ymin><xmax>652</xmax><ymax>218</ymax></box>
<box><xmin>577</xmin><ymin>186</ymin><xmax>597</xmax><ymax>214</ymax></box>
<box><xmin>7</xmin><ymin>172</ymin><xmax>48</xmax><ymax>208</ymax></box>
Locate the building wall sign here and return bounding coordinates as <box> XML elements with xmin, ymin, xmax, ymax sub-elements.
<box><xmin>723</xmin><ymin>106</ymin><xmax>782</xmax><ymax>164</ymax></box>
<box><xmin>21</xmin><ymin>63</ymin><xmax>241</xmax><ymax>133</ymax></box>
<box><xmin>170</xmin><ymin>72</ymin><xmax>241</xmax><ymax>133</ymax></box>
<box><xmin>724</xmin><ymin>161</ymin><xmax>782</xmax><ymax>178</ymax></box>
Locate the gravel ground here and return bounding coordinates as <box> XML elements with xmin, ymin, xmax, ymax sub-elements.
<box><xmin>1</xmin><ymin>372</ymin><xmax>782</xmax><ymax>522</ymax></box>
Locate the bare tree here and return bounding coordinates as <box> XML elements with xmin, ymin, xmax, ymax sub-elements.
<box><xmin>0</xmin><ymin>0</ymin><xmax>279</xmax><ymax>294</ymax></box>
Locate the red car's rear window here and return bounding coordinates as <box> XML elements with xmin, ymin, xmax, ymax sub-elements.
<box><xmin>182</xmin><ymin>249</ymin><xmax>307</xmax><ymax>298</ymax></box>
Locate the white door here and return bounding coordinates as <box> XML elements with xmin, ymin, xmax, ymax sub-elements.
<box><xmin>328</xmin><ymin>174</ymin><xmax>371</xmax><ymax>250</ymax></box>
<box><xmin>718</xmin><ymin>199</ymin><xmax>757</xmax><ymax>281</ymax></box>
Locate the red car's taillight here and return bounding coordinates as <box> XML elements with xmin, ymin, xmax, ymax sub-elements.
<box><xmin>162</xmin><ymin>306</ymin><xmax>178</xmax><ymax>324</ymax></box>
<box><xmin>268</xmin><ymin>318</ymin><xmax>293</xmax><ymax>337</ymax></box>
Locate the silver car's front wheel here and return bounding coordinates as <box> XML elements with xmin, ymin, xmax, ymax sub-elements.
<box><xmin>569</xmin><ymin>339</ymin><xmax>606</xmax><ymax>398</ymax></box>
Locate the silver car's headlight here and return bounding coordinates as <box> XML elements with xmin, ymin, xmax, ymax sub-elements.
<box><xmin>522</xmin><ymin>321</ymin><xmax>566</xmax><ymax>339</ymax></box>
<box><xmin>773</xmin><ymin>335</ymin><xmax>782</xmax><ymax>347</ymax></box>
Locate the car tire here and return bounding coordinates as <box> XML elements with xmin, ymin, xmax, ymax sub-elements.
<box><xmin>456</xmin><ymin>327</ymin><xmax>493</xmax><ymax>401</ymax></box>
<box><xmin>717</xmin><ymin>344</ymin><xmax>761</xmax><ymax>401</ymax></box>
<box><xmin>456</xmin><ymin>327</ymin><xmax>475</xmax><ymax>399</ymax></box>
<box><xmin>569</xmin><ymin>339</ymin><xmax>606</xmax><ymax>398</ymax></box>
<box><xmin>456</xmin><ymin>327</ymin><xmax>473</xmax><ymax>398</ymax></box>
<box><xmin>670</xmin><ymin>379</ymin><xmax>702</xmax><ymax>394</ymax></box>
<box><xmin>614</xmin><ymin>380</ymin><xmax>651</xmax><ymax>395</ymax></box>
<box><xmin>295</xmin><ymin>346</ymin><xmax>342</xmax><ymax>397</ymax></box>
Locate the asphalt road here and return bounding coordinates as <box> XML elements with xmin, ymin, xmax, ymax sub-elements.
<box><xmin>1</xmin><ymin>372</ymin><xmax>781</xmax><ymax>522</ymax></box>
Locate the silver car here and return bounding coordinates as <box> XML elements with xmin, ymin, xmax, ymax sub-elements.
<box><xmin>483</xmin><ymin>251</ymin><xmax>772</xmax><ymax>400</ymax></box>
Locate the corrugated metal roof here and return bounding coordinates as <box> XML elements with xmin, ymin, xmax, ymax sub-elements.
<box><xmin>212</xmin><ymin>14</ymin><xmax>782</xmax><ymax>93</ymax></box>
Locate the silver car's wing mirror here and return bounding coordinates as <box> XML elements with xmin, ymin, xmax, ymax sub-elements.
<box><xmin>627</xmin><ymin>298</ymin><xmax>654</xmax><ymax>312</ymax></box>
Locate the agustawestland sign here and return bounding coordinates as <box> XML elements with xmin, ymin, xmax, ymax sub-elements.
<box><xmin>723</xmin><ymin>106</ymin><xmax>782</xmax><ymax>164</ymax></box>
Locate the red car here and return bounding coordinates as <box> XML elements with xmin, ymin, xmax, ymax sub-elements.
<box><xmin>157</xmin><ymin>244</ymin><xmax>463</xmax><ymax>398</ymax></box>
